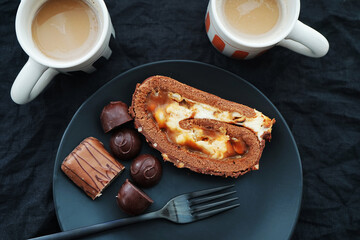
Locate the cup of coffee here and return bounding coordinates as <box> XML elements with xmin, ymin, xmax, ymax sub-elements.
<box><xmin>205</xmin><ymin>0</ymin><xmax>329</xmax><ymax>59</ymax></box>
<box><xmin>11</xmin><ymin>0</ymin><xmax>115</xmax><ymax>104</ymax></box>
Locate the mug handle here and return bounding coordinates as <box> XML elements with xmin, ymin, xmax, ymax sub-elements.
<box><xmin>277</xmin><ymin>20</ymin><xmax>329</xmax><ymax>58</ymax></box>
<box><xmin>11</xmin><ymin>58</ymin><xmax>59</xmax><ymax>104</ymax></box>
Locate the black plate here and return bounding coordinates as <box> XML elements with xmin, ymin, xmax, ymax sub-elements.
<box><xmin>53</xmin><ymin>60</ymin><xmax>302</xmax><ymax>240</ymax></box>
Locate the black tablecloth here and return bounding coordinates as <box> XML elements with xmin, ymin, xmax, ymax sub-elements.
<box><xmin>1</xmin><ymin>0</ymin><xmax>359</xmax><ymax>239</ymax></box>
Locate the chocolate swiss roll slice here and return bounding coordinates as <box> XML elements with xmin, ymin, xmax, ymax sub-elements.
<box><xmin>129</xmin><ymin>76</ymin><xmax>275</xmax><ymax>178</ymax></box>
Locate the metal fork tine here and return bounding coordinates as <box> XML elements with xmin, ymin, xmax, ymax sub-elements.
<box><xmin>194</xmin><ymin>203</ymin><xmax>240</xmax><ymax>220</ymax></box>
<box><xmin>191</xmin><ymin>197</ymin><xmax>239</xmax><ymax>213</ymax></box>
<box><xmin>187</xmin><ymin>184</ymin><xmax>235</xmax><ymax>199</ymax></box>
<box><xmin>190</xmin><ymin>190</ymin><xmax>236</xmax><ymax>205</ymax></box>
<box><xmin>32</xmin><ymin>185</ymin><xmax>240</xmax><ymax>238</ymax></box>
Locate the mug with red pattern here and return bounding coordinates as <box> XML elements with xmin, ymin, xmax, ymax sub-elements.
<box><xmin>205</xmin><ymin>0</ymin><xmax>329</xmax><ymax>60</ymax></box>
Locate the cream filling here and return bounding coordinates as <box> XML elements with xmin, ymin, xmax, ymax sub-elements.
<box><xmin>153</xmin><ymin>94</ymin><xmax>272</xmax><ymax>159</ymax></box>
<box><xmin>162</xmin><ymin>96</ymin><xmax>272</xmax><ymax>141</ymax></box>
<box><xmin>157</xmin><ymin>102</ymin><xmax>231</xmax><ymax>159</ymax></box>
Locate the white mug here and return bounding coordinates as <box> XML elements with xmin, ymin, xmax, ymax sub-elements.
<box><xmin>11</xmin><ymin>0</ymin><xmax>115</xmax><ymax>104</ymax></box>
<box><xmin>205</xmin><ymin>0</ymin><xmax>329</xmax><ymax>59</ymax></box>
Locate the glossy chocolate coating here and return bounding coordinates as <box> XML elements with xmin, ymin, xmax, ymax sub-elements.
<box><xmin>110</xmin><ymin>128</ymin><xmax>142</xmax><ymax>160</ymax></box>
<box><xmin>130</xmin><ymin>154</ymin><xmax>162</xmax><ymax>188</ymax></box>
<box><xmin>116</xmin><ymin>179</ymin><xmax>153</xmax><ymax>215</ymax></box>
<box><xmin>61</xmin><ymin>137</ymin><xmax>125</xmax><ymax>200</ymax></box>
<box><xmin>100</xmin><ymin>101</ymin><xmax>133</xmax><ymax>133</ymax></box>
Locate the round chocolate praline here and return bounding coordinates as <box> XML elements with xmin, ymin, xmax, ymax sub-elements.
<box><xmin>116</xmin><ymin>179</ymin><xmax>153</xmax><ymax>215</ymax></box>
<box><xmin>110</xmin><ymin>128</ymin><xmax>142</xmax><ymax>160</ymax></box>
<box><xmin>130</xmin><ymin>154</ymin><xmax>162</xmax><ymax>188</ymax></box>
<box><xmin>100</xmin><ymin>101</ymin><xmax>133</xmax><ymax>133</ymax></box>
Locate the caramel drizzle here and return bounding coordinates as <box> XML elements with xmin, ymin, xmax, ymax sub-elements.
<box><xmin>71</xmin><ymin>139</ymin><xmax>122</xmax><ymax>191</ymax></box>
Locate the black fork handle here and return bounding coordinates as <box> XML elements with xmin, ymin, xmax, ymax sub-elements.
<box><xmin>28</xmin><ymin>211</ymin><xmax>161</xmax><ymax>240</ymax></box>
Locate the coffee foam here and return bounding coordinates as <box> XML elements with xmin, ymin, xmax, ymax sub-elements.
<box><xmin>216</xmin><ymin>0</ymin><xmax>287</xmax><ymax>44</ymax></box>
<box><xmin>32</xmin><ymin>0</ymin><xmax>101</xmax><ymax>61</ymax></box>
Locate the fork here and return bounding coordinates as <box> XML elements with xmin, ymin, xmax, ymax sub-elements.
<box><xmin>30</xmin><ymin>184</ymin><xmax>239</xmax><ymax>240</ymax></box>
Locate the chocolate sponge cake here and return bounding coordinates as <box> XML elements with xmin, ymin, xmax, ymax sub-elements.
<box><xmin>129</xmin><ymin>76</ymin><xmax>275</xmax><ymax>178</ymax></box>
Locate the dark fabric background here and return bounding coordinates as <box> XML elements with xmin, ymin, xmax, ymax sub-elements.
<box><xmin>0</xmin><ymin>0</ymin><xmax>359</xmax><ymax>239</ymax></box>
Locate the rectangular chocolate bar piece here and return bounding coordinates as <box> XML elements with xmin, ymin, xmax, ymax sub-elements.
<box><xmin>61</xmin><ymin>137</ymin><xmax>125</xmax><ymax>200</ymax></box>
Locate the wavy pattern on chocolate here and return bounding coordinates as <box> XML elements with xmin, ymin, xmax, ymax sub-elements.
<box><xmin>61</xmin><ymin>137</ymin><xmax>125</xmax><ymax>200</ymax></box>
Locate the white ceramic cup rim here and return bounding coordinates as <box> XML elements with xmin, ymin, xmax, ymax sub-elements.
<box><xmin>211</xmin><ymin>0</ymin><xmax>301</xmax><ymax>48</ymax></box>
<box><xmin>15</xmin><ymin>0</ymin><xmax>110</xmax><ymax>69</ymax></box>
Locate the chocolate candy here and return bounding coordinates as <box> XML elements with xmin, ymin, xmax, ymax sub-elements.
<box><xmin>116</xmin><ymin>179</ymin><xmax>153</xmax><ymax>215</ymax></box>
<box><xmin>110</xmin><ymin>128</ymin><xmax>142</xmax><ymax>160</ymax></box>
<box><xmin>61</xmin><ymin>137</ymin><xmax>125</xmax><ymax>200</ymax></box>
<box><xmin>100</xmin><ymin>101</ymin><xmax>132</xmax><ymax>133</ymax></box>
<box><xmin>130</xmin><ymin>154</ymin><xmax>162</xmax><ymax>188</ymax></box>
